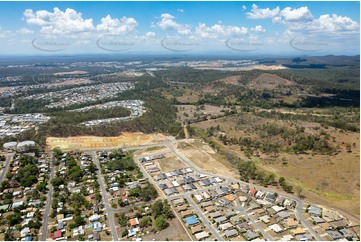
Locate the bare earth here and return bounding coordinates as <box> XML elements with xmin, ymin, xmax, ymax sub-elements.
<box><xmin>53</xmin><ymin>70</ymin><xmax>88</xmax><ymax>76</ymax></box>
<box><xmin>176</xmin><ymin>140</ymin><xmax>239</xmax><ymax>179</ymax></box>
<box><xmin>155</xmin><ymin>156</ymin><xmax>188</xmax><ymax>172</ymax></box>
<box><xmin>141</xmin><ymin>219</ymin><xmax>191</xmax><ymax>241</ymax></box>
<box><xmin>48</xmin><ymin>78</ymin><xmax>92</xmax><ymax>86</ymax></box>
<box><xmin>46</xmin><ymin>132</ymin><xmax>174</xmax><ymax>151</ymax></box>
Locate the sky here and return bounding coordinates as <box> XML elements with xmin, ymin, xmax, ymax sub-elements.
<box><xmin>0</xmin><ymin>1</ymin><xmax>359</xmax><ymax>55</ymax></box>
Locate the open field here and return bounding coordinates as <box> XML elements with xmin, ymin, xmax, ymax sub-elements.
<box><xmin>46</xmin><ymin>132</ymin><xmax>174</xmax><ymax>151</ymax></box>
<box><xmin>176</xmin><ymin>104</ymin><xmax>228</xmax><ymax>123</ymax></box>
<box><xmin>175</xmin><ymin>139</ymin><xmax>239</xmax><ymax>180</ymax></box>
<box><xmin>141</xmin><ymin>219</ymin><xmax>191</xmax><ymax>241</ymax></box>
<box><xmin>191</xmin><ymin>113</ymin><xmax>360</xmax><ymax>222</ymax></box>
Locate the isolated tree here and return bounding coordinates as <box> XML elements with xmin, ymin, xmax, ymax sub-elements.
<box><xmin>295</xmin><ymin>186</ymin><xmax>303</xmax><ymax>198</ymax></box>
<box><xmin>155</xmin><ymin>216</ymin><xmax>168</xmax><ymax>230</ymax></box>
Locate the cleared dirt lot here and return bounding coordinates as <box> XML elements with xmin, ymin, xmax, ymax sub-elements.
<box><xmin>46</xmin><ymin>132</ymin><xmax>174</xmax><ymax>151</ymax></box>
<box><xmin>53</xmin><ymin>70</ymin><xmax>88</xmax><ymax>75</ymax></box>
<box><xmin>155</xmin><ymin>156</ymin><xmax>188</xmax><ymax>172</ymax></box>
<box><xmin>141</xmin><ymin>219</ymin><xmax>191</xmax><ymax>241</ymax></box>
<box><xmin>175</xmin><ymin>140</ymin><xmax>239</xmax><ymax>180</ymax></box>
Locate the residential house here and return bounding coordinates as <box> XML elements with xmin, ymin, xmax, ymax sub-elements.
<box><xmin>224</xmin><ymin>229</ymin><xmax>238</xmax><ymax>238</ymax></box>
<box><xmin>214</xmin><ymin>216</ymin><xmax>227</xmax><ymax>224</ymax></box>
<box><xmin>237</xmin><ymin>222</ymin><xmax>250</xmax><ymax>233</ymax></box>
<box><xmin>269</xmin><ymin>224</ymin><xmax>283</xmax><ymax>233</ymax></box>
<box><xmin>191</xmin><ymin>225</ymin><xmax>203</xmax><ymax>234</ymax></box>
<box><xmin>219</xmin><ymin>222</ymin><xmax>233</xmax><ymax>231</ymax></box>
<box><xmin>195</xmin><ymin>231</ymin><xmax>209</xmax><ymax>240</ymax></box>
<box><xmin>245</xmin><ymin>230</ymin><xmax>259</xmax><ymax>240</ymax></box>
<box><xmin>327</xmin><ymin>230</ymin><xmax>343</xmax><ymax>240</ymax></box>
<box><xmin>308</xmin><ymin>205</ymin><xmax>322</xmax><ymax>217</ymax></box>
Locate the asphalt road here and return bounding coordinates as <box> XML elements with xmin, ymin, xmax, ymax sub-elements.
<box><xmin>185</xmin><ymin>194</ymin><xmax>223</xmax><ymax>241</ymax></box>
<box><xmin>0</xmin><ymin>153</ymin><xmax>13</xmax><ymax>183</ymax></box>
<box><xmin>40</xmin><ymin>154</ymin><xmax>55</xmax><ymax>241</ymax></box>
<box><xmin>92</xmin><ymin>151</ymin><xmax>119</xmax><ymax>241</ymax></box>
<box><xmin>235</xmin><ymin>205</ymin><xmax>273</xmax><ymax>241</ymax></box>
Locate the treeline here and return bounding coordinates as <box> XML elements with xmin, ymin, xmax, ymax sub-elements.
<box><xmin>255</xmin><ymin>110</ymin><xmax>359</xmax><ymax>132</ymax></box>
<box><xmin>47</xmin><ymin>106</ymin><xmax>130</xmax><ymax>126</ymax></box>
<box><xmin>238</xmin><ymin>160</ymin><xmax>293</xmax><ymax>193</ymax></box>
<box><xmin>217</xmin><ymin>123</ymin><xmax>336</xmax><ymax>155</ymax></box>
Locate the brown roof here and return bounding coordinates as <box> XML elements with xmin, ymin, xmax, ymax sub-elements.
<box><xmin>318</xmin><ymin>222</ymin><xmax>332</xmax><ymax>230</ymax></box>
<box><xmin>204</xmin><ymin>206</ymin><xmax>218</xmax><ymax>212</ymax></box>
<box><xmin>201</xmin><ymin>201</ymin><xmax>213</xmax><ymax>208</ymax></box>
<box><xmin>181</xmin><ymin>210</ymin><xmax>193</xmax><ymax>218</ymax></box>
<box><xmin>224</xmin><ymin>194</ymin><xmax>236</xmax><ymax>201</ymax></box>
<box><xmin>286</xmin><ymin>218</ymin><xmax>298</xmax><ymax>228</ymax></box>
<box><xmin>177</xmin><ymin>205</ymin><xmax>188</xmax><ymax>212</ymax></box>
<box><xmin>191</xmin><ymin>225</ymin><xmax>203</xmax><ymax>234</ymax></box>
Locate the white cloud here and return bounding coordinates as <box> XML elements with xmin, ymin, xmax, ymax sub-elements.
<box><xmin>195</xmin><ymin>22</ymin><xmax>247</xmax><ymax>39</ymax></box>
<box><xmin>0</xmin><ymin>27</ymin><xmax>11</xmax><ymax>38</ymax></box>
<box><xmin>284</xmin><ymin>13</ymin><xmax>359</xmax><ymax>36</ymax></box>
<box><xmin>96</xmin><ymin>15</ymin><xmax>138</xmax><ymax>35</ymax></box>
<box><xmin>311</xmin><ymin>14</ymin><xmax>359</xmax><ymax>33</ymax></box>
<box><xmin>250</xmin><ymin>25</ymin><xmax>266</xmax><ymax>32</ymax></box>
<box><xmin>156</xmin><ymin>13</ymin><xmax>191</xmax><ymax>35</ymax></box>
<box><xmin>145</xmin><ymin>31</ymin><xmax>156</xmax><ymax>38</ymax></box>
<box><xmin>177</xmin><ymin>9</ymin><xmax>184</xmax><ymax>13</ymax></box>
<box><xmin>17</xmin><ymin>27</ymin><xmax>34</xmax><ymax>34</ymax></box>
<box><xmin>280</xmin><ymin>7</ymin><xmax>313</xmax><ymax>22</ymax></box>
<box><xmin>247</xmin><ymin>5</ymin><xmax>312</xmax><ymax>23</ymax></box>
<box><xmin>242</xmin><ymin>5</ymin><xmax>247</xmax><ymax>10</ymax></box>
<box><xmin>24</xmin><ymin>8</ymin><xmax>94</xmax><ymax>37</ymax></box>
<box><xmin>246</xmin><ymin>4</ymin><xmax>280</xmax><ymax>20</ymax></box>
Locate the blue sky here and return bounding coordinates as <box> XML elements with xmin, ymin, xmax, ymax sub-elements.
<box><xmin>0</xmin><ymin>1</ymin><xmax>359</xmax><ymax>55</ymax></box>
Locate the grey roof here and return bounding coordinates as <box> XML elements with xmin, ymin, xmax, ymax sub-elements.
<box><xmin>159</xmin><ymin>184</ymin><xmax>168</xmax><ymax>190</ymax></box>
<box><xmin>311</xmin><ymin>216</ymin><xmax>325</xmax><ymax>223</ymax></box>
<box><xmin>277</xmin><ymin>211</ymin><xmax>291</xmax><ymax>219</ymax></box>
<box><xmin>327</xmin><ymin>230</ymin><xmax>344</xmax><ymax>240</ymax></box>
<box><xmin>170</xmin><ymin>187</ymin><xmax>178</xmax><ymax>193</ymax></box>
<box><xmin>245</xmin><ymin>230</ymin><xmax>259</xmax><ymax>240</ymax></box>
<box><xmin>296</xmin><ymin>234</ymin><xmax>312</xmax><ymax>241</ymax></box>
<box><xmin>224</xmin><ymin>229</ymin><xmax>238</xmax><ymax>238</ymax></box>
<box><xmin>237</xmin><ymin>222</ymin><xmax>250</xmax><ymax>230</ymax></box>
<box><xmin>214</xmin><ymin>216</ymin><xmax>228</xmax><ymax>224</ymax></box>
<box><xmin>340</xmin><ymin>229</ymin><xmax>356</xmax><ymax>238</ymax></box>
<box><xmin>265</xmin><ymin>193</ymin><xmax>276</xmax><ymax>201</ymax></box>
<box><xmin>164</xmin><ymin>189</ymin><xmax>174</xmax><ymax>195</ymax></box>
<box><xmin>308</xmin><ymin>205</ymin><xmax>322</xmax><ymax>216</ymax></box>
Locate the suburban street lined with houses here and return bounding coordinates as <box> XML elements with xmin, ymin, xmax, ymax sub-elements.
<box><xmin>0</xmin><ymin>138</ymin><xmax>356</xmax><ymax>241</ymax></box>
